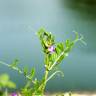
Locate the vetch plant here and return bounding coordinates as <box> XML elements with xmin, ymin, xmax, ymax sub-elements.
<box><xmin>0</xmin><ymin>28</ymin><xmax>85</xmax><ymax>96</ymax></box>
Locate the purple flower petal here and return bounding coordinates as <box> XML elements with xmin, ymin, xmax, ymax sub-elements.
<box><xmin>48</xmin><ymin>46</ymin><xmax>55</xmax><ymax>53</ymax></box>
<box><xmin>11</xmin><ymin>93</ymin><xmax>18</xmax><ymax>96</ymax></box>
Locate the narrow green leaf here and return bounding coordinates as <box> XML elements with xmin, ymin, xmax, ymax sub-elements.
<box><xmin>65</xmin><ymin>39</ymin><xmax>70</xmax><ymax>47</ymax></box>
<box><xmin>10</xmin><ymin>59</ymin><xmax>19</xmax><ymax>67</ymax></box>
<box><xmin>55</xmin><ymin>43</ymin><xmax>64</xmax><ymax>55</ymax></box>
<box><xmin>23</xmin><ymin>67</ymin><xmax>28</xmax><ymax>76</ymax></box>
<box><xmin>29</xmin><ymin>68</ymin><xmax>35</xmax><ymax>80</ymax></box>
<box><xmin>57</xmin><ymin>54</ymin><xmax>65</xmax><ymax>64</ymax></box>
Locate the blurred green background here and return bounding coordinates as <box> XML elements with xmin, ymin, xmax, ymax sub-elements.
<box><xmin>0</xmin><ymin>0</ymin><xmax>96</xmax><ymax>92</ymax></box>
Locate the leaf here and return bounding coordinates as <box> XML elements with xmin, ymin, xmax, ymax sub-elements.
<box><xmin>0</xmin><ymin>74</ymin><xmax>16</xmax><ymax>89</ymax></box>
<box><xmin>65</xmin><ymin>39</ymin><xmax>74</xmax><ymax>53</ymax></box>
<box><xmin>55</xmin><ymin>43</ymin><xmax>64</xmax><ymax>55</ymax></box>
<box><xmin>10</xmin><ymin>59</ymin><xmax>19</xmax><ymax>67</ymax></box>
<box><xmin>57</xmin><ymin>43</ymin><xmax>64</xmax><ymax>51</ymax></box>
<box><xmin>57</xmin><ymin>54</ymin><xmax>65</xmax><ymax>64</ymax></box>
<box><xmin>50</xmin><ymin>53</ymin><xmax>57</xmax><ymax>62</ymax></box>
<box><xmin>65</xmin><ymin>39</ymin><xmax>70</xmax><ymax>47</ymax></box>
<box><xmin>7</xmin><ymin>81</ymin><xmax>16</xmax><ymax>88</ymax></box>
<box><xmin>37</xmin><ymin>28</ymin><xmax>45</xmax><ymax>38</ymax></box>
<box><xmin>21</xmin><ymin>87</ymin><xmax>33</xmax><ymax>96</ymax></box>
<box><xmin>23</xmin><ymin>67</ymin><xmax>28</xmax><ymax>76</ymax></box>
<box><xmin>37</xmin><ymin>28</ymin><xmax>55</xmax><ymax>54</ymax></box>
<box><xmin>0</xmin><ymin>74</ymin><xmax>9</xmax><ymax>87</ymax></box>
<box><xmin>29</xmin><ymin>68</ymin><xmax>35</xmax><ymax>80</ymax></box>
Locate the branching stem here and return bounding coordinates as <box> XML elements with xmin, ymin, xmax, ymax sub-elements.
<box><xmin>0</xmin><ymin>61</ymin><xmax>35</xmax><ymax>84</ymax></box>
<box><xmin>46</xmin><ymin>70</ymin><xmax>64</xmax><ymax>83</ymax></box>
<box><xmin>49</xmin><ymin>51</ymin><xmax>64</xmax><ymax>70</ymax></box>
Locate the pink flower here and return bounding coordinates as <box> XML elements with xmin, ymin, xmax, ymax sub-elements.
<box><xmin>48</xmin><ymin>46</ymin><xmax>55</xmax><ymax>53</ymax></box>
<box><xmin>11</xmin><ymin>93</ymin><xmax>18</xmax><ymax>96</ymax></box>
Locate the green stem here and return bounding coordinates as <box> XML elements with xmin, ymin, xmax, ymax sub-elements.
<box><xmin>49</xmin><ymin>51</ymin><xmax>64</xmax><ymax>70</ymax></box>
<box><xmin>46</xmin><ymin>70</ymin><xmax>64</xmax><ymax>83</ymax></box>
<box><xmin>32</xmin><ymin>69</ymin><xmax>49</xmax><ymax>95</ymax></box>
<box><xmin>41</xmin><ymin>70</ymin><xmax>49</xmax><ymax>93</ymax></box>
<box><xmin>0</xmin><ymin>61</ymin><xmax>35</xmax><ymax>83</ymax></box>
<box><xmin>4</xmin><ymin>88</ymin><xmax>8</xmax><ymax>96</ymax></box>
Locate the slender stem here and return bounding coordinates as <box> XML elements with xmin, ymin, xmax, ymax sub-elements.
<box><xmin>0</xmin><ymin>61</ymin><xmax>22</xmax><ymax>73</ymax></box>
<box><xmin>41</xmin><ymin>70</ymin><xmax>49</xmax><ymax>93</ymax></box>
<box><xmin>0</xmin><ymin>61</ymin><xmax>35</xmax><ymax>83</ymax></box>
<box><xmin>49</xmin><ymin>51</ymin><xmax>64</xmax><ymax>70</ymax></box>
<box><xmin>0</xmin><ymin>61</ymin><xmax>10</xmax><ymax>67</ymax></box>
<box><xmin>32</xmin><ymin>69</ymin><xmax>49</xmax><ymax>95</ymax></box>
<box><xmin>73</xmin><ymin>33</ymin><xmax>86</xmax><ymax>45</ymax></box>
<box><xmin>38</xmin><ymin>52</ymin><xmax>65</xmax><ymax>94</ymax></box>
<box><xmin>5</xmin><ymin>88</ymin><xmax>8</xmax><ymax>96</ymax></box>
<box><xmin>46</xmin><ymin>71</ymin><xmax>64</xmax><ymax>83</ymax></box>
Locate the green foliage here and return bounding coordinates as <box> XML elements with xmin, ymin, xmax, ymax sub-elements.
<box><xmin>10</xmin><ymin>59</ymin><xmax>19</xmax><ymax>67</ymax></box>
<box><xmin>0</xmin><ymin>74</ymin><xmax>16</xmax><ymax>89</ymax></box>
<box><xmin>21</xmin><ymin>81</ymin><xmax>33</xmax><ymax>96</ymax></box>
<box><xmin>29</xmin><ymin>68</ymin><xmax>35</xmax><ymax>80</ymax></box>
<box><xmin>37</xmin><ymin>28</ymin><xmax>84</xmax><ymax>71</ymax></box>
<box><xmin>23</xmin><ymin>66</ymin><xmax>28</xmax><ymax>76</ymax></box>
<box><xmin>36</xmin><ymin>28</ymin><xmax>85</xmax><ymax>95</ymax></box>
<box><xmin>0</xmin><ymin>28</ymin><xmax>85</xmax><ymax>96</ymax></box>
<box><xmin>0</xmin><ymin>74</ymin><xmax>16</xmax><ymax>96</ymax></box>
<box><xmin>37</xmin><ymin>28</ymin><xmax>55</xmax><ymax>53</ymax></box>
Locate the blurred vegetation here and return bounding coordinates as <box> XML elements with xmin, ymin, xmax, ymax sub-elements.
<box><xmin>63</xmin><ymin>0</ymin><xmax>96</xmax><ymax>6</ymax></box>
<box><xmin>61</xmin><ymin>0</ymin><xmax>96</xmax><ymax>20</ymax></box>
<box><xmin>0</xmin><ymin>28</ymin><xmax>85</xmax><ymax>96</ymax></box>
<box><xmin>0</xmin><ymin>74</ymin><xmax>16</xmax><ymax>96</ymax></box>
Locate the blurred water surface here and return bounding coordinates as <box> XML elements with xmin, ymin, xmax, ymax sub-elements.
<box><xmin>0</xmin><ymin>0</ymin><xmax>96</xmax><ymax>92</ymax></box>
